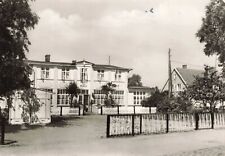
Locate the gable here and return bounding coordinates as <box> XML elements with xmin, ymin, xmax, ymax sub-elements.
<box><xmin>176</xmin><ymin>68</ymin><xmax>204</xmax><ymax>86</ymax></box>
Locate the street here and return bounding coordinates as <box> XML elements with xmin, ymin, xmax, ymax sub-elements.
<box><xmin>1</xmin><ymin>115</ymin><xmax>225</xmax><ymax>156</ymax></box>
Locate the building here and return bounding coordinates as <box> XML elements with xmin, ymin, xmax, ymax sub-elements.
<box><xmin>28</xmin><ymin>55</ymin><xmax>132</xmax><ymax>115</ymax></box>
<box><xmin>128</xmin><ymin>86</ymin><xmax>154</xmax><ymax>105</ymax></box>
<box><xmin>163</xmin><ymin>65</ymin><xmax>204</xmax><ymax>95</ymax></box>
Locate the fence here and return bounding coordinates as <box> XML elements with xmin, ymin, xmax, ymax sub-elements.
<box><xmin>99</xmin><ymin>105</ymin><xmax>156</xmax><ymax>115</ymax></box>
<box><xmin>106</xmin><ymin>112</ymin><xmax>225</xmax><ymax>137</ymax></box>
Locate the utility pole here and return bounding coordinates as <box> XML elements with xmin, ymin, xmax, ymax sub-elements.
<box><xmin>168</xmin><ymin>48</ymin><xmax>172</xmax><ymax>98</ymax></box>
<box><xmin>108</xmin><ymin>56</ymin><xmax>111</xmax><ymax>65</ymax></box>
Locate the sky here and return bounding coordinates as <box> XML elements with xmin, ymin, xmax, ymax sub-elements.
<box><xmin>28</xmin><ymin>0</ymin><xmax>216</xmax><ymax>88</ymax></box>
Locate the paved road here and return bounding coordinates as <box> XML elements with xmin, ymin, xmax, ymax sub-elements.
<box><xmin>1</xmin><ymin>115</ymin><xmax>225</xmax><ymax>156</ymax></box>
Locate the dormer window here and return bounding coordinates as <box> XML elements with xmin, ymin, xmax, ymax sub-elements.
<box><xmin>62</xmin><ymin>68</ymin><xmax>70</xmax><ymax>80</ymax></box>
<box><xmin>115</xmin><ymin>70</ymin><xmax>122</xmax><ymax>81</ymax></box>
<box><xmin>81</xmin><ymin>68</ymin><xmax>88</xmax><ymax>82</ymax></box>
<box><xmin>41</xmin><ymin>67</ymin><xmax>49</xmax><ymax>79</ymax></box>
<box><xmin>97</xmin><ymin>70</ymin><xmax>104</xmax><ymax>80</ymax></box>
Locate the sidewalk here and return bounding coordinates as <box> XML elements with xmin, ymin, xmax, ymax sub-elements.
<box><xmin>0</xmin><ymin>115</ymin><xmax>225</xmax><ymax>156</ymax></box>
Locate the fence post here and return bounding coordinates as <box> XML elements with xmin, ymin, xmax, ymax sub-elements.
<box><xmin>101</xmin><ymin>106</ymin><xmax>103</xmax><ymax>115</ymax></box>
<box><xmin>117</xmin><ymin>105</ymin><xmax>119</xmax><ymax>115</ymax></box>
<box><xmin>78</xmin><ymin>106</ymin><xmax>81</xmax><ymax>116</ymax></box>
<box><xmin>211</xmin><ymin>112</ymin><xmax>214</xmax><ymax>129</ymax></box>
<box><xmin>133</xmin><ymin>106</ymin><xmax>136</xmax><ymax>115</ymax></box>
<box><xmin>106</xmin><ymin>115</ymin><xmax>110</xmax><ymax>138</ymax></box>
<box><xmin>166</xmin><ymin>113</ymin><xmax>169</xmax><ymax>133</ymax></box>
<box><xmin>195</xmin><ymin>112</ymin><xmax>199</xmax><ymax>130</ymax></box>
<box><xmin>140</xmin><ymin>114</ymin><xmax>142</xmax><ymax>134</ymax></box>
<box><xmin>132</xmin><ymin>115</ymin><xmax>135</xmax><ymax>136</ymax></box>
<box><xmin>1</xmin><ymin>117</ymin><xmax>5</xmax><ymax>145</ymax></box>
<box><xmin>60</xmin><ymin>106</ymin><xmax>62</xmax><ymax>116</ymax></box>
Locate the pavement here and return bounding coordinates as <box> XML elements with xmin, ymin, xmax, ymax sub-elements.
<box><xmin>0</xmin><ymin>115</ymin><xmax>225</xmax><ymax>156</ymax></box>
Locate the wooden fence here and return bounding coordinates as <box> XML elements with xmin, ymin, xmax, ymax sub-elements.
<box><xmin>106</xmin><ymin>112</ymin><xmax>225</xmax><ymax>137</ymax></box>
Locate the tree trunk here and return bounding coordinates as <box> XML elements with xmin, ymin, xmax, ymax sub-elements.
<box><xmin>6</xmin><ymin>95</ymin><xmax>12</xmax><ymax>123</ymax></box>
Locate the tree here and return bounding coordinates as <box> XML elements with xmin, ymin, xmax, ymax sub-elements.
<box><xmin>142</xmin><ymin>88</ymin><xmax>193</xmax><ymax>113</ymax></box>
<box><xmin>66</xmin><ymin>82</ymin><xmax>80</xmax><ymax>107</ymax></box>
<box><xmin>128</xmin><ymin>74</ymin><xmax>143</xmax><ymax>87</ymax></box>
<box><xmin>101</xmin><ymin>82</ymin><xmax>117</xmax><ymax>106</ymax></box>
<box><xmin>187</xmin><ymin>66</ymin><xmax>225</xmax><ymax>112</ymax></box>
<box><xmin>141</xmin><ymin>89</ymin><xmax>171</xmax><ymax>113</ymax></box>
<box><xmin>141</xmin><ymin>88</ymin><xmax>162</xmax><ymax>107</ymax></box>
<box><xmin>0</xmin><ymin>0</ymin><xmax>39</xmax><ymax>115</ymax></box>
<box><xmin>20</xmin><ymin>89</ymin><xmax>41</xmax><ymax>124</ymax></box>
<box><xmin>196</xmin><ymin>0</ymin><xmax>225</xmax><ymax>63</ymax></box>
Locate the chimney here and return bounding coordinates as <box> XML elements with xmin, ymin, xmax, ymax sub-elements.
<box><xmin>45</xmin><ymin>54</ymin><xmax>50</xmax><ymax>62</ymax></box>
<box><xmin>72</xmin><ymin>60</ymin><xmax>76</xmax><ymax>65</ymax></box>
<box><xmin>182</xmin><ymin>65</ymin><xmax>187</xmax><ymax>69</ymax></box>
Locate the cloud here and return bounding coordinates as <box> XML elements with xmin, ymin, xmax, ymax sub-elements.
<box><xmin>28</xmin><ymin>0</ymin><xmax>214</xmax><ymax>88</ymax></box>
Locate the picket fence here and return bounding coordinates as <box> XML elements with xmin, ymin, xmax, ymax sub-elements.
<box><xmin>106</xmin><ymin>112</ymin><xmax>225</xmax><ymax>137</ymax></box>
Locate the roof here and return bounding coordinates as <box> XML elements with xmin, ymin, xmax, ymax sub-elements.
<box><xmin>176</xmin><ymin>67</ymin><xmax>204</xmax><ymax>86</ymax></box>
<box><xmin>93</xmin><ymin>64</ymin><xmax>132</xmax><ymax>71</ymax></box>
<box><xmin>128</xmin><ymin>86</ymin><xmax>155</xmax><ymax>93</ymax></box>
<box><xmin>27</xmin><ymin>60</ymin><xmax>76</xmax><ymax>67</ymax></box>
<box><xmin>27</xmin><ymin>59</ymin><xmax>131</xmax><ymax>71</ymax></box>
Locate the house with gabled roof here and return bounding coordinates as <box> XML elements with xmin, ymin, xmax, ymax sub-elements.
<box><xmin>163</xmin><ymin>65</ymin><xmax>204</xmax><ymax>95</ymax></box>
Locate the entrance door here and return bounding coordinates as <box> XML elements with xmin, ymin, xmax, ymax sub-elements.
<box><xmin>84</xmin><ymin>95</ymin><xmax>89</xmax><ymax>112</ymax></box>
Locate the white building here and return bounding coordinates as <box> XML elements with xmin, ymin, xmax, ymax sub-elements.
<box><xmin>28</xmin><ymin>55</ymin><xmax>132</xmax><ymax>115</ymax></box>
<box><xmin>128</xmin><ymin>86</ymin><xmax>154</xmax><ymax>105</ymax></box>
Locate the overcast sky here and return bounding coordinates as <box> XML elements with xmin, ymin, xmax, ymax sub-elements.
<box><xmin>28</xmin><ymin>0</ymin><xmax>216</xmax><ymax>88</ymax></box>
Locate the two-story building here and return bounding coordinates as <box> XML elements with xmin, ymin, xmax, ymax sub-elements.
<box><xmin>28</xmin><ymin>55</ymin><xmax>132</xmax><ymax>115</ymax></box>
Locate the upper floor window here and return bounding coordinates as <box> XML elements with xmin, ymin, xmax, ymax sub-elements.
<box><xmin>115</xmin><ymin>70</ymin><xmax>122</xmax><ymax>81</ymax></box>
<box><xmin>97</xmin><ymin>70</ymin><xmax>104</xmax><ymax>80</ymax></box>
<box><xmin>81</xmin><ymin>68</ymin><xmax>88</xmax><ymax>82</ymax></box>
<box><xmin>177</xmin><ymin>84</ymin><xmax>181</xmax><ymax>91</ymax></box>
<box><xmin>62</xmin><ymin>68</ymin><xmax>70</xmax><ymax>80</ymax></box>
<box><xmin>173</xmin><ymin>74</ymin><xmax>177</xmax><ymax>81</ymax></box>
<box><xmin>41</xmin><ymin>67</ymin><xmax>49</xmax><ymax>79</ymax></box>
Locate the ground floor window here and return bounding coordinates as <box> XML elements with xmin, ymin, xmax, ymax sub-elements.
<box><xmin>57</xmin><ymin>89</ymin><xmax>70</xmax><ymax>106</ymax></box>
<box><xmin>93</xmin><ymin>90</ymin><xmax>106</xmax><ymax>105</ymax></box>
<box><xmin>93</xmin><ymin>90</ymin><xmax>124</xmax><ymax>105</ymax></box>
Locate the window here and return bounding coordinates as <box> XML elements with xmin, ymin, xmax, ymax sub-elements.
<box><xmin>57</xmin><ymin>89</ymin><xmax>70</xmax><ymax>105</ymax></box>
<box><xmin>81</xmin><ymin>68</ymin><xmax>88</xmax><ymax>82</ymax></box>
<box><xmin>115</xmin><ymin>70</ymin><xmax>122</xmax><ymax>81</ymax></box>
<box><xmin>41</xmin><ymin>67</ymin><xmax>49</xmax><ymax>79</ymax></box>
<box><xmin>173</xmin><ymin>74</ymin><xmax>177</xmax><ymax>81</ymax></box>
<box><xmin>93</xmin><ymin>90</ymin><xmax>106</xmax><ymax>105</ymax></box>
<box><xmin>93</xmin><ymin>90</ymin><xmax>124</xmax><ymax>105</ymax></box>
<box><xmin>97</xmin><ymin>70</ymin><xmax>104</xmax><ymax>80</ymax></box>
<box><xmin>177</xmin><ymin>84</ymin><xmax>182</xmax><ymax>91</ymax></box>
<box><xmin>62</xmin><ymin>68</ymin><xmax>70</xmax><ymax>80</ymax></box>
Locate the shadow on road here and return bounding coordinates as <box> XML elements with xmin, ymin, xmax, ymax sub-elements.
<box><xmin>46</xmin><ymin>115</ymin><xmax>82</xmax><ymax>128</ymax></box>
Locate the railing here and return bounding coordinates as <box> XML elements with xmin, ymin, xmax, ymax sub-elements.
<box><xmin>106</xmin><ymin>112</ymin><xmax>225</xmax><ymax>137</ymax></box>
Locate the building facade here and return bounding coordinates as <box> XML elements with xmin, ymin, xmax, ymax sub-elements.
<box><xmin>28</xmin><ymin>55</ymin><xmax>131</xmax><ymax>115</ymax></box>
<box><xmin>128</xmin><ymin>86</ymin><xmax>154</xmax><ymax>105</ymax></box>
<box><xmin>163</xmin><ymin>65</ymin><xmax>204</xmax><ymax>96</ymax></box>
